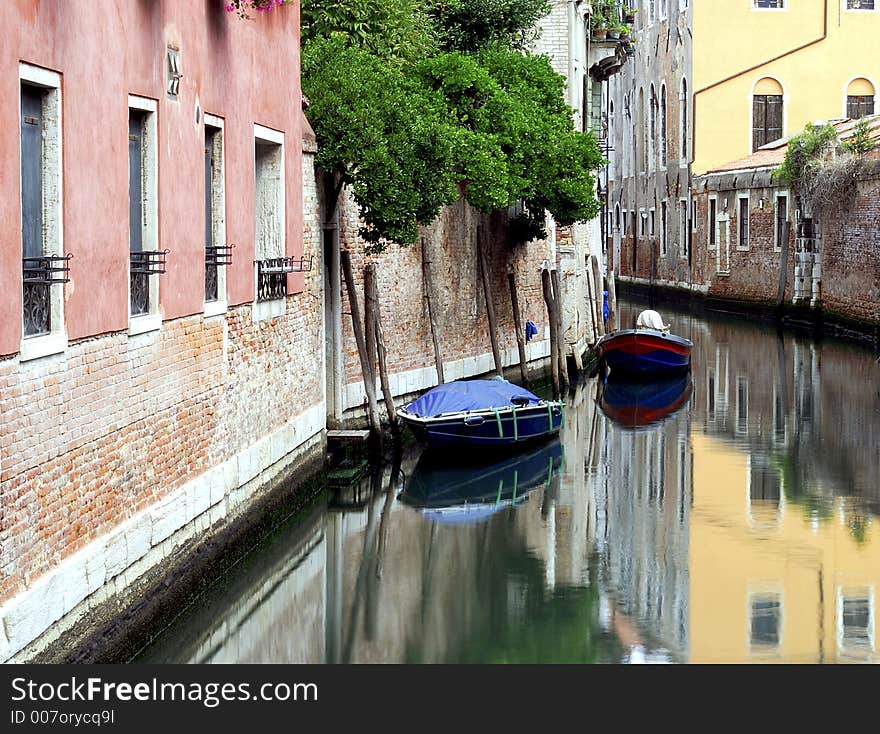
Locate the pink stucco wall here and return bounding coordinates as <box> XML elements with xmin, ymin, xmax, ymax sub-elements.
<box><xmin>0</xmin><ymin>0</ymin><xmax>303</xmax><ymax>355</ymax></box>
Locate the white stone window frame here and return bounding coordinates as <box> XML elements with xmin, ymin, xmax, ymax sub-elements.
<box><xmin>679</xmin><ymin>77</ymin><xmax>689</xmax><ymax>165</ymax></box>
<box><xmin>649</xmin><ymin>207</ymin><xmax>656</xmax><ymax>238</ymax></box>
<box><xmin>736</xmin><ymin>192</ymin><xmax>751</xmax><ymax>251</ymax></box>
<box><xmin>659</xmin><ymin>0</ymin><xmax>668</xmax><ymax>21</ymax></box>
<box><xmin>253</xmin><ymin>123</ymin><xmax>286</xmax><ymax>323</ymax></box>
<box><xmin>836</xmin><ymin>586</ymin><xmax>875</xmax><ymax>661</ymax></box>
<box><xmin>659</xmin><ymin>199</ymin><xmax>668</xmax><ymax>257</ymax></box>
<box><xmin>708</xmin><ymin>194</ymin><xmax>718</xmax><ymax>250</ymax></box>
<box><xmin>843</xmin><ymin>0</ymin><xmax>876</xmax><ymax>13</ymax></box>
<box><xmin>679</xmin><ymin>198</ymin><xmax>689</xmax><ymax>259</ymax></box>
<box><xmin>691</xmin><ymin>199</ymin><xmax>698</xmax><ymax>233</ymax></box>
<box><xmin>841</xmin><ymin>75</ymin><xmax>878</xmax><ymax>118</ymax></box>
<box><xmin>19</xmin><ymin>63</ymin><xmax>66</xmax><ymax>363</ymax></box>
<box><xmin>749</xmin><ymin>76</ymin><xmax>788</xmax><ymax>159</ymax></box>
<box><xmin>622</xmin><ymin>209</ymin><xmax>628</xmax><ymax>234</ymax></box>
<box><xmin>639</xmin><ymin>207</ymin><xmax>646</xmax><ymax>237</ymax></box>
<box><xmin>127</xmin><ymin>94</ymin><xmax>161</xmax><ymax>337</ymax></box>
<box><xmin>745</xmin><ymin>454</ymin><xmax>786</xmax><ymax>529</ymax></box>
<box><xmin>203</xmin><ymin>113</ymin><xmax>228</xmax><ymax>318</ymax></box>
<box><xmin>773</xmin><ymin>189</ymin><xmax>790</xmax><ymax>252</ymax></box>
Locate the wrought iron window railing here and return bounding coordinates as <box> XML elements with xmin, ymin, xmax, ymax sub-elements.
<box><xmin>130</xmin><ymin>249</ymin><xmax>169</xmax><ymax>316</ymax></box>
<box><xmin>22</xmin><ymin>254</ymin><xmax>72</xmax><ymax>337</ymax></box>
<box><xmin>256</xmin><ymin>256</ymin><xmax>312</xmax><ymax>302</ymax></box>
<box><xmin>205</xmin><ymin>244</ymin><xmax>234</xmax><ymax>302</ymax></box>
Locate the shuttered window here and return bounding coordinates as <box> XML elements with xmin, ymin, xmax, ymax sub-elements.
<box><xmin>21</xmin><ymin>86</ymin><xmax>48</xmax><ymax>336</ymax></box>
<box><xmin>753</xmin><ymin>94</ymin><xmax>783</xmax><ymax>151</ymax></box>
<box><xmin>847</xmin><ymin>95</ymin><xmax>875</xmax><ymax>119</ymax></box>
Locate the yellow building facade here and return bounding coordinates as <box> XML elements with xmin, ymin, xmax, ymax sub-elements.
<box><xmin>692</xmin><ymin>0</ymin><xmax>880</xmax><ymax>174</ymax></box>
<box><xmin>689</xmin><ymin>433</ymin><xmax>878</xmax><ymax>663</ymax></box>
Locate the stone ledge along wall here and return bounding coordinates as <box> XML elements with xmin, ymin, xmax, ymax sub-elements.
<box><xmin>337</xmin><ymin>193</ymin><xmax>557</xmax><ymax>415</ymax></box>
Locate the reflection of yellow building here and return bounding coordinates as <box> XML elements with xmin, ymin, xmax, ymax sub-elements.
<box><xmin>689</xmin><ymin>433</ymin><xmax>876</xmax><ymax>663</ymax></box>
<box><xmin>693</xmin><ymin>1</ymin><xmax>880</xmax><ymax>174</ymax></box>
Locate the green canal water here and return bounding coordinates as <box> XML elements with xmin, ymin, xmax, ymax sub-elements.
<box><xmin>133</xmin><ymin>302</ymin><xmax>880</xmax><ymax>664</ymax></box>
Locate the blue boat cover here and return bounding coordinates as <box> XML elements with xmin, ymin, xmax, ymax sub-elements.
<box><xmin>405</xmin><ymin>379</ymin><xmax>542</xmax><ymax>418</ymax></box>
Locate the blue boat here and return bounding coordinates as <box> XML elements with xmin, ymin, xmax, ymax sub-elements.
<box><xmin>397</xmin><ymin>379</ymin><xmax>564</xmax><ymax>449</ymax></box>
<box><xmin>399</xmin><ymin>438</ymin><xmax>564</xmax><ymax>524</ymax></box>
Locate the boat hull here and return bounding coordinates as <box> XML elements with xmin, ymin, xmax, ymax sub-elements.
<box><xmin>596</xmin><ymin>329</ymin><xmax>692</xmax><ymax>376</ymax></box>
<box><xmin>399</xmin><ymin>402</ymin><xmax>563</xmax><ymax>449</ymax></box>
<box><xmin>598</xmin><ymin>374</ymin><xmax>693</xmax><ymax>429</ymax></box>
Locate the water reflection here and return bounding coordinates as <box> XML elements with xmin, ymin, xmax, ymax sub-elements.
<box><xmin>134</xmin><ymin>302</ymin><xmax>880</xmax><ymax>664</ymax></box>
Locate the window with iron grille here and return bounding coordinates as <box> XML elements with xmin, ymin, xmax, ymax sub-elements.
<box><xmin>846</xmin><ymin>1</ymin><xmax>875</xmax><ymax>10</ymax></box>
<box><xmin>753</xmin><ymin>94</ymin><xmax>783</xmax><ymax>151</ymax></box>
<box><xmin>20</xmin><ymin>68</ymin><xmax>67</xmax><ymax>352</ymax></box>
<box><xmin>754</xmin><ymin>0</ymin><xmax>784</xmax><ymax>8</ymax></box>
<box><xmin>847</xmin><ymin>95</ymin><xmax>875</xmax><ymax>119</ymax></box>
<box><xmin>254</xmin><ymin>126</ymin><xmax>287</xmax><ymax>311</ymax></box>
<box><xmin>204</xmin><ymin>119</ymin><xmax>230</xmax><ymax>307</ymax></box>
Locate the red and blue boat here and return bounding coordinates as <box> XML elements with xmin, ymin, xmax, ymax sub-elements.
<box><xmin>397</xmin><ymin>379</ymin><xmax>563</xmax><ymax>449</ymax></box>
<box><xmin>595</xmin><ymin>328</ymin><xmax>692</xmax><ymax>376</ymax></box>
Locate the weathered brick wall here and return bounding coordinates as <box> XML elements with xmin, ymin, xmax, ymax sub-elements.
<box><xmin>0</xmin><ymin>188</ymin><xmax>324</xmax><ymax>611</ymax></box>
<box><xmin>821</xmin><ymin>172</ymin><xmax>880</xmax><ymax>325</ymax></box>
<box><xmin>338</xmin><ymin>195</ymin><xmax>554</xmax><ymax>401</ymax></box>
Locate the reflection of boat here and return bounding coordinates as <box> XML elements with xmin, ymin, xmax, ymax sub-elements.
<box><xmin>595</xmin><ymin>329</ymin><xmax>692</xmax><ymax>376</ymax></box>
<box><xmin>598</xmin><ymin>374</ymin><xmax>692</xmax><ymax>429</ymax></box>
<box><xmin>397</xmin><ymin>379</ymin><xmax>563</xmax><ymax>449</ymax></box>
<box><xmin>399</xmin><ymin>439</ymin><xmax>564</xmax><ymax>524</ymax></box>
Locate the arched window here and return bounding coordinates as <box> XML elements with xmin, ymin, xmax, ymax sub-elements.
<box><xmin>649</xmin><ymin>84</ymin><xmax>657</xmax><ymax>170</ymax></box>
<box><xmin>680</xmin><ymin>77</ymin><xmax>688</xmax><ymax>160</ymax></box>
<box><xmin>846</xmin><ymin>78</ymin><xmax>876</xmax><ymax>119</ymax></box>
<box><xmin>752</xmin><ymin>77</ymin><xmax>784</xmax><ymax>152</ymax></box>
<box><xmin>660</xmin><ymin>84</ymin><xmax>667</xmax><ymax>167</ymax></box>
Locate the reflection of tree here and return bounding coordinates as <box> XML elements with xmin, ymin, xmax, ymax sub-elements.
<box><xmin>439</xmin><ymin>544</ymin><xmax>623</xmax><ymax>664</ymax></box>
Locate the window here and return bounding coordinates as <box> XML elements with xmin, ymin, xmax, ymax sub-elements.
<box><xmin>204</xmin><ymin>115</ymin><xmax>229</xmax><ymax>314</ymax></box>
<box><xmin>660</xmin><ymin>0</ymin><xmax>668</xmax><ymax>20</ymax></box>
<box><xmin>19</xmin><ymin>64</ymin><xmax>66</xmax><ymax>361</ymax></box>
<box><xmin>680</xmin><ymin>78</ymin><xmax>689</xmax><ymax>161</ymax></box>
<box><xmin>649</xmin><ymin>208</ymin><xmax>656</xmax><ymax>238</ymax></box>
<box><xmin>615</xmin><ymin>203</ymin><xmax>621</xmax><ymax>233</ymax></box>
<box><xmin>753</xmin><ymin>83</ymin><xmax>784</xmax><ymax>151</ymax></box>
<box><xmin>609</xmin><ymin>100</ymin><xmax>615</xmax><ymax>177</ymax></box>
<box><xmin>738</xmin><ymin>194</ymin><xmax>750</xmax><ymax>249</ymax></box>
<box><xmin>692</xmin><ymin>200</ymin><xmax>698</xmax><ymax>232</ymax></box>
<box><xmin>649</xmin><ymin>0</ymin><xmax>656</xmax><ymax>23</ymax></box>
<box><xmin>639</xmin><ymin>208</ymin><xmax>646</xmax><ymax>237</ymax></box>
<box><xmin>837</xmin><ymin>589</ymin><xmax>874</xmax><ymax>660</ymax></box>
<box><xmin>753</xmin><ymin>0</ymin><xmax>785</xmax><ymax>8</ymax></box>
<box><xmin>622</xmin><ymin>209</ymin><xmax>628</xmax><ymax>233</ymax></box>
<box><xmin>708</xmin><ymin>195</ymin><xmax>717</xmax><ymax>249</ymax></box>
<box><xmin>749</xmin><ymin>593</ymin><xmax>782</xmax><ymax>650</ymax></box>
<box><xmin>128</xmin><ymin>97</ymin><xmax>161</xmax><ymax>332</ymax></box>
<box><xmin>660</xmin><ymin>201</ymin><xmax>668</xmax><ymax>257</ymax></box>
<box><xmin>774</xmin><ymin>192</ymin><xmax>789</xmax><ymax>252</ymax></box>
<box><xmin>846</xmin><ymin>0</ymin><xmax>875</xmax><ymax>10</ymax></box>
<box><xmin>679</xmin><ymin>199</ymin><xmax>689</xmax><ymax>259</ymax></box>
<box><xmin>736</xmin><ymin>376</ymin><xmax>749</xmax><ymax>435</ymax></box>
<box><xmin>846</xmin><ymin>78</ymin><xmax>876</xmax><ymax>118</ymax></box>
<box><xmin>254</xmin><ymin>124</ymin><xmax>286</xmax><ymax>320</ymax></box>
<box><xmin>649</xmin><ymin>85</ymin><xmax>657</xmax><ymax>171</ymax></box>
<box><xmin>660</xmin><ymin>84</ymin><xmax>667</xmax><ymax>167</ymax></box>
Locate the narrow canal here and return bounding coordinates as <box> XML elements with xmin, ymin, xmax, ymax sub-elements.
<box><xmin>131</xmin><ymin>301</ymin><xmax>880</xmax><ymax>664</ymax></box>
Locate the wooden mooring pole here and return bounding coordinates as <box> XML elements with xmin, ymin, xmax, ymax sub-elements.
<box><xmin>550</xmin><ymin>268</ymin><xmax>570</xmax><ymax>389</ymax></box>
<box><xmin>777</xmin><ymin>220</ymin><xmax>791</xmax><ymax>310</ymax></box>
<box><xmin>341</xmin><ymin>250</ymin><xmax>381</xmax><ymax>437</ymax></box>
<box><xmin>591</xmin><ymin>255</ymin><xmax>606</xmax><ymax>339</ymax></box>
<box><xmin>364</xmin><ymin>263</ymin><xmax>400</xmax><ymax>440</ymax></box>
<box><xmin>541</xmin><ymin>268</ymin><xmax>561</xmax><ymax>399</ymax></box>
<box><xmin>477</xmin><ymin>224</ymin><xmax>504</xmax><ymax>379</ymax></box>
<box><xmin>420</xmin><ymin>236</ymin><xmax>446</xmax><ymax>385</ymax></box>
<box><xmin>507</xmin><ymin>269</ymin><xmax>529</xmax><ymax>387</ymax></box>
<box><xmin>607</xmin><ymin>269</ymin><xmax>618</xmax><ymax>332</ymax></box>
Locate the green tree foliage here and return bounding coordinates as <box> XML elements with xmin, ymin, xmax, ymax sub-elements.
<box><xmin>302</xmin><ymin>37</ymin><xmax>460</xmax><ymax>248</ymax></box>
<box><xmin>301</xmin><ymin>0</ymin><xmax>438</xmax><ymax>61</ymax></box>
<box><xmin>843</xmin><ymin>117</ymin><xmax>878</xmax><ymax>157</ymax></box>
<box><xmin>302</xmin><ymin>1</ymin><xmax>604</xmax><ymax>251</ymax></box>
<box><xmin>774</xmin><ymin>122</ymin><xmax>839</xmax><ymax>193</ymax></box>
<box><xmin>429</xmin><ymin>0</ymin><xmax>552</xmax><ymax>52</ymax></box>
